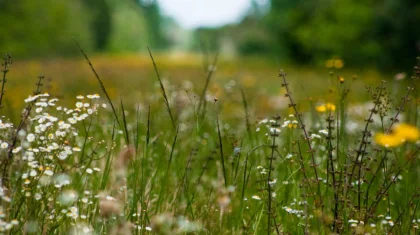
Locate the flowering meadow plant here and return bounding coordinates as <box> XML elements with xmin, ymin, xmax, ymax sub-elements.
<box><xmin>0</xmin><ymin>53</ymin><xmax>419</xmax><ymax>234</ymax></box>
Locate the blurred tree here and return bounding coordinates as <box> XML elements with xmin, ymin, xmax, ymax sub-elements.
<box><xmin>266</xmin><ymin>0</ymin><xmax>420</xmax><ymax>69</ymax></box>
<box><xmin>139</xmin><ymin>0</ymin><xmax>170</xmax><ymax>49</ymax></box>
<box><xmin>0</xmin><ymin>0</ymin><xmax>94</xmax><ymax>57</ymax></box>
<box><xmin>83</xmin><ymin>0</ymin><xmax>112</xmax><ymax>51</ymax></box>
<box><xmin>106</xmin><ymin>0</ymin><xmax>149</xmax><ymax>52</ymax></box>
<box><xmin>372</xmin><ymin>0</ymin><xmax>420</xmax><ymax>70</ymax></box>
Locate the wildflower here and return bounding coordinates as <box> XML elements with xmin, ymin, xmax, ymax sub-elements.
<box><xmin>269</xmin><ymin>127</ymin><xmax>281</xmax><ymax>135</ymax></box>
<box><xmin>58</xmin><ymin>151</ymin><xmax>68</xmax><ymax>160</ymax></box>
<box><xmin>218</xmin><ymin>195</ymin><xmax>231</xmax><ymax>209</ymax></box>
<box><xmin>310</xmin><ymin>133</ymin><xmax>321</xmax><ymax>139</ymax></box>
<box><xmin>34</xmin><ymin>193</ymin><xmax>42</xmax><ymax>200</ymax></box>
<box><xmin>325</xmin><ymin>58</ymin><xmax>344</xmax><ymax>69</ymax></box>
<box><xmin>59</xmin><ymin>190</ymin><xmax>78</xmax><ymax>205</ymax></box>
<box><xmin>394</xmin><ymin>73</ymin><xmax>406</xmax><ymax>80</ymax></box>
<box><xmin>334</xmin><ymin>59</ymin><xmax>344</xmax><ymax>69</ymax></box>
<box><xmin>87</xmin><ymin>94</ymin><xmax>100</xmax><ymax>99</ymax></box>
<box><xmin>393</xmin><ymin>123</ymin><xmax>419</xmax><ymax>142</ymax></box>
<box><xmin>319</xmin><ymin>129</ymin><xmax>328</xmax><ymax>135</ymax></box>
<box><xmin>30</xmin><ymin>170</ymin><xmax>37</xmax><ymax>177</ymax></box>
<box><xmin>325</xmin><ymin>60</ymin><xmax>334</xmax><ymax>68</ymax></box>
<box><xmin>251</xmin><ymin>195</ymin><xmax>261</xmax><ymax>200</ymax></box>
<box><xmin>12</xmin><ymin>147</ymin><xmax>22</xmax><ymax>153</ymax></box>
<box><xmin>1</xmin><ymin>142</ymin><xmax>8</xmax><ymax>149</ymax></box>
<box><xmin>26</xmin><ymin>133</ymin><xmax>35</xmax><ymax>142</ymax></box>
<box><xmin>338</xmin><ymin>76</ymin><xmax>345</xmax><ymax>83</ymax></box>
<box><xmin>44</xmin><ymin>169</ymin><xmax>54</xmax><ymax>176</ymax></box>
<box><xmin>99</xmin><ymin>198</ymin><xmax>122</xmax><ymax>218</ymax></box>
<box><xmin>316</xmin><ymin>103</ymin><xmax>336</xmax><ymax>112</ymax></box>
<box><xmin>375</xmin><ymin>133</ymin><xmax>404</xmax><ymax>147</ymax></box>
<box><xmin>375</xmin><ymin>123</ymin><xmax>419</xmax><ymax>147</ymax></box>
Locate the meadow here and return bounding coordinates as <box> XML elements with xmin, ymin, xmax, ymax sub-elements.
<box><xmin>0</xmin><ymin>51</ymin><xmax>419</xmax><ymax>234</ymax></box>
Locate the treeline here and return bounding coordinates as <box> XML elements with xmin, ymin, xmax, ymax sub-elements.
<box><xmin>0</xmin><ymin>0</ymin><xmax>169</xmax><ymax>57</ymax></box>
<box><xmin>194</xmin><ymin>0</ymin><xmax>420</xmax><ymax>70</ymax></box>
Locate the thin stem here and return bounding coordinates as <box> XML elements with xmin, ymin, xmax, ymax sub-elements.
<box><xmin>0</xmin><ymin>54</ymin><xmax>12</xmax><ymax>108</ymax></box>
<box><xmin>279</xmin><ymin>70</ymin><xmax>323</xmax><ymax>209</ymax></box>
<box><xmin>74</xmin><ymin>39</ymin><xmax>121</xmax><ymax>127</ymax></box>
<box><xmin>198</xmin><ymin>52</ymin><xmax>219</xmax><ymax>118</ymax></box>
<box><xmin>217</xmin><ymin>117</ymin><xmax>228</xmax><ymax>187</ymax></box>
<box><xmin>147</xmin><ymin>46</ymin><xmax>176</xmax><ymax>129</ymax></box>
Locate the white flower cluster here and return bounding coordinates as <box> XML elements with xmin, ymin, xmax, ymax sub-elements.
<box><xmin>282</xmin><ymin>199</ymin><xmax>311</xmax><ymax>219</ymax></box>
<box><xmin>257</xmin><ymin>118</ymin><xmax>281</xmax><ymax>136</ymax></box>
<box><xmin>1</xmin><ymin>93</ymin><xmax>106</xmax><ymax>230</ymax></box>
<box><xmin>0</xmin><ymin>118</ymin><xmax>14</xmax><ymax>150</ymax></box>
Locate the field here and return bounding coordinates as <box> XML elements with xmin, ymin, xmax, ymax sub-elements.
<box><xmin>0</xmin><ymin>53</ymin><xmax>419</xmax><ymax>234</ymax></box>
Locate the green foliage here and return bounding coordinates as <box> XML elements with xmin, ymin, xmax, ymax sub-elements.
<box><xmin>139</xmin><ymin>0</ymin><xmax>170</xmax><ymax>49</ymax></box>
<box><xmin>106</xmin><ymin>0</ymin><xmax>149</xmax><ymax>53</ymax></box>
<box><xmin>266</xmin><ymin>0</ymin><xmax>420</xmax><ymax>69</ymax></box>
<box><xmin>83</xmin><ymin>0</ymin><xmax>112</xmax><ymax>51</ymax></box>
<box><xmin>0</xmin><ymin>0</ymin><xmax>171</xmax><ymax>56</ymax></box>
<box><xmin>0</xmin><ymin>0</ymin><xmax>94</xmax><ymax>57</ymax></box>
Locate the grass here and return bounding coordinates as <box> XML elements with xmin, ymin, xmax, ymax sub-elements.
<box><xmin>0</xmin><ymin>52</ymin><xmax>419</xmax><ymax>234</ymax></box>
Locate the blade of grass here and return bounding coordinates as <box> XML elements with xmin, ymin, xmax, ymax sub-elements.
<box><xmin>147</xmin><ymin>46</ymin><xmax>176</xmax><ymax>129</ymax></box>
<box><xmin>198</xmin><ymin>52</ymin><xmax>219</xmax><ymax>119</ymax></box>
<box><xmin>217</xmin><ymin>116</ymin><xmax>228</xmax><ymax>187</ymax></box>
<box><xmin>120</xmin><ymin>98</ymin><xmax>130</xmax><ymax>145</ymax></box>
<box><xmin>74</xmin><ymin>39</ymin><xmax>121</xmax><ymax>127</ymax></box>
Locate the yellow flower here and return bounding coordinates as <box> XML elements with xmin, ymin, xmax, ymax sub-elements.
<box><xmin>334</xmin><ymin>59</ymin><xmax>344</xmax><ymax>69</ymax></box>
<box><xmin>393</xmin><ymin>123</ymin><xmax>419</xmax><ymax>142</ymax></box>
<box><xmin>375</xmin><ymin>134</ymin><xmax>404</xmax><ymax>148</ymax></box>
<box><xmin>316</xmin><ymin>105</ymin><xmax>326</xmax><ymax>112</ymax></box>
<box><xmin>338</xmin><ymin>76</ymin><xmax>345</xmax><ymax>83</ymax></box>
<box><xmin>325</xmin><ymin>60</ymin><xmax>334</xmax><ymax>68</ymax></box>
<box><xmin>326</xmin><ymin>103</ymin><xmax>336</xmax><ymax>111</ymax></box>
<box><xmin>316</xmin><ymin>103</ymin><xmax>336</xmax><ymax>112</ymax></box>
<box><xmin>287</xmin><ymin>123</ymin><xmax>297</xmax><ymax>129</ymax></box>
<box><xmin>375</xmin><ymin>123</ymin><xmax>419</xmax><ymax>148</ymax></box>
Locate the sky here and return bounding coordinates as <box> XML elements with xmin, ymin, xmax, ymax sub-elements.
<box><xmin>157</xmin><ymin>0</ymin><xmax>252</xmax><ymax>29</ymax></box>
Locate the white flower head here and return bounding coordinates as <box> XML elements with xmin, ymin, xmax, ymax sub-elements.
<box><xmin>1</xmin><ymin>142</ymin><xmax>9</xmax><ymax>149</ymax></box>
<box><xmin>27</xmin><ymin>133</ymin><xmax>36</xmax><ymax>142</ymax></box>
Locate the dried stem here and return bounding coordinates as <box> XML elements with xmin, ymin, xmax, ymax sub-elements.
<box><xmin>279</xmin><ymin>70</ymin><xmax>323</xmax><ymax>208</ymax></box>
<box><xmin>267</xmin><ymin>115</ymin><xmax>281</xmax><ymax>235</ymax></box>
<box><xmin>346</xmin><ymin>82</ymin><xmax>385</xmax><ymax>205</ymax></box>
<box><xmin>326</xmin><ymin>114</ymin><xmax>339</xmax><ymax>232</ymax></box>
<box><xmin>0</xmin><ymin>54</ymin><xmax>12</xmax><ymax>108</ymax></box>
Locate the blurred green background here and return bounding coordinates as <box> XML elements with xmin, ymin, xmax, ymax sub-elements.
<box><xmin>1</xmin><ymin>0</ymin><xmax>419</xmax><ymax>70</ymax></box>
<box><xmin>0</xmin><ymin>0</ymin><xmax>419</xmax><ymax>120</ymax></box>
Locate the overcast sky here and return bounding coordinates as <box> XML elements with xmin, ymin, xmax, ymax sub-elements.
<box><xmin>157</xmin><ymin>0</ymin><xmax>252</xmax><ymax>29</ymax></box>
